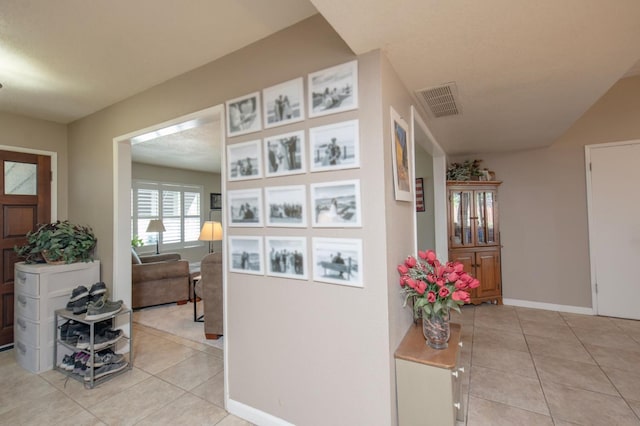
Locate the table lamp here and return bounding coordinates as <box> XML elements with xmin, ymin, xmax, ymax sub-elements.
<box><xmin>199</xmin><ymin>221</ymin><xmax>223</xmax><ymax>253</ymax></box>
<box><xmin>146</xmin><ymin>219</ymin><xmax>166</xmax><ymax>254</ymax></box>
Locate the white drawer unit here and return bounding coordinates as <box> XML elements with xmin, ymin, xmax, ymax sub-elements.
<box><xmin>14</xmin><ymin>261</ymin><xmax>100</xmax><ymax>373</ymax></box>
<box><xmin>395</xmin><ymin>323</ymin><xmax>464</xmax><ymax>426</ymax></box>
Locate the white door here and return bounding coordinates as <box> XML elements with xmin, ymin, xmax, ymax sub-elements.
<box><xmin>587</xmin><ymin>141</ymin><xmax>640</xmax><ymax>319</ymax></box>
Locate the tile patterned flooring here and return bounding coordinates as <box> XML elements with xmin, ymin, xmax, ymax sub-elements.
<box><xmin>1</xmin><ymin>304</ymin><xmax>639</xmax><ymax>425</ymax></box>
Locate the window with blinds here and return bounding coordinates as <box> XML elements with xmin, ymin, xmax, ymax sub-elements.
<box><xmin>132</xmin><ymin>180</ymin><xmax>203</xmax><ymax>249</ymax></box>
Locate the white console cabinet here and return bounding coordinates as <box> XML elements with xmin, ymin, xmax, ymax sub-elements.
<box><xmin>14</xmin><ymin>261</ymin><xmax>100</xmax><ymax>373</ymax></box>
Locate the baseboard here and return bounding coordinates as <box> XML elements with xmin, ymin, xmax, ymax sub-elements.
<box><xmin>503</xmin><ymin>298</ymin><xmax>594</xmax><ymax>315</ymax></box>
<box><xmin>227</xmin><ymin>398</ymin><xmax>295</xmax><ymax>426</ymax></box>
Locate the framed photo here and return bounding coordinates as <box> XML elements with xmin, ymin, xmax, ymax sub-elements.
<box><xmin>308</xmin><ymin>60</ymin><xmax>358</xmax><ymax>118</ymax></box>
<box><xmin>309</xmin><ymin>120</ymin><xmax>360</xmax><ymax>172</ymax></box>
<box><xmin>226</xmin><ymin>92</ymin><xmax>262</xmax><ymax>137</ymax></box>
<box><xmin>263</xmin><ymin>77</ymin><xmax>305</xmax><ymax>129</ymax></box>
<box><xmin>228</xmin><ymin>188</ymin><xmax>263</xmax><ymax>227</ymax></box>
<box><xmin>265</xmin><ymin>236</ymin><xmax>308</xmax><ymax>280</ymax></box>
<box><xmin>264</xmin><ymin>185</ymin><xmax>307</xmax><ymax>227</ymax></box>
<box><xmin>227</xmin><ymin>140</ymin><xmax>263</xmax><ymax>181</ymax></box>
<box><xmin>228</xmin><ymin>236</ymin><xmax>264</xmax><ymax>275</ymax></box>
<box><xmin>312</xmin><ymin>237</ymin><xmax>363</xmax><ymax>287</ymax></box>
<box><xmin>264</xmin><ymin>130</ymin><xmax>306</xmax><ymax>177</ymax></box>
<box><xmin>210</xmin><ymin>193</ymin><xmax>222</xmax><ymax>210</ymax></box>
<box><xmin>415</xmin><ymin>178</ymin><xmax>425</xmax><ymax>212</ymax></box>
<box><xmin>310</xmin><ymin>179</ymin><xmax>362</xmax><ymax>227</ymax></box>
<box><xmin>390</xmin><ymin>106</ymin><xmax>412</xmax><ymax>202</ymax></box>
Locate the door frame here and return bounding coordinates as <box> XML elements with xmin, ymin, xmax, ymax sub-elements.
<box><xmin>0</xmin><ymin>145</ymin><xmax>57</xmax><ymax>221</ymax></box>
<box><xmin>584</xmin><ymin>139</ymin><xmax>640</xmax><ymax>315</ymax></box>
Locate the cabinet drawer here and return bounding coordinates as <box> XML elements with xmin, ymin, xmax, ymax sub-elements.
<box><xmin>46</xmin><ymin>264</ymin><xmax>100</xmax><ymax>296</ymax></box>
<box><xmin>15</xmin><ymin>294</ymin><xmax>39</xmax><ymax>321</ymax></box>
<box><xmin>14</xmin><ymin>271</ymin><xmax>39</xmax><ymax>297</ymax></box>
<box><xmin>14</xmin><ymin>339</ymin><xmax>40</xmax><ymax>373</ymax></box>
<box><xmin>14</xmin><ymin>315</ymin><xmax>39</xmax><ymax>347</ymax></box>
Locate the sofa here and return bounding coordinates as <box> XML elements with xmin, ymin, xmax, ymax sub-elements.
<box><xmin>131</xmin><ymin>250</ymin><xmax>190</xmax><ymax>309</ymax></box>
<box><xmin>194</xmin><ymin>252</ymin><xmax>223</xmax><ymax>339</ymax></box>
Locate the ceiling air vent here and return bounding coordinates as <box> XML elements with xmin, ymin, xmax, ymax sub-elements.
<box><xmin>416</xmin><ymin>82</ymin><xmax>461</xmax><ymax>118</ymax></box>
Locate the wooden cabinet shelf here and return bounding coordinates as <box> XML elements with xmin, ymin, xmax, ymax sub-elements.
<box><xmin>447</xmin><ymin>181</ymin><xmax>502</xmax><ymax>304</ymax></box>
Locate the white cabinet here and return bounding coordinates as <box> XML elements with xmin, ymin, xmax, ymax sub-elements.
<box><xmin>395</xmin><ymin>323</ymin><xmax>464</xmax><ymax>425</ymax></box>
<box><xmin>14</xmin><ymin>261</ymin><xmax>100</xmax><ymax>373</ymax></box>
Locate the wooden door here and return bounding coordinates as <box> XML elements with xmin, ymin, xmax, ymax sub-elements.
<box><xmin>474</xmin><ymin>250</ymin><xmax>501</xmax><ymax>300</ymax></box>
<box><xmin>0</xmin><ymin>151</ymin><xmax>51</xmax><ymax>347</ymax></box>
<box><xmin>588</xmin><ymin>142</ymin><xmax>640</xmax><ymax>319</ymax></box>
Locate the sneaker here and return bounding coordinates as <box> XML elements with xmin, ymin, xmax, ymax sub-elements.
<box><xmin>84</xmin><ymin>361</ymin><xmax>127</xmax><ymax>381</ymax></box>
<box><xmin>60</xmin><ymin>354</ymin><xmax>74</xmax><ymax>370</ymax></box>
<box><xmin>85</xmin><ymin>299</ymin><xmax>123</xmax><ymax>321</ymax></box>
<box><xmin>67</xmin><ymin>285</ymin><xmax>89</xmax><ymax>303</ymax></box>
<box><xmin>89</xmin><ymin>349</ymin><xmax>124</xmax><ymax>367</ymax></box>
<box><xmin>93</xmin><ymin>328</ymin><xmax>124</xmax><ymax>350</ymax></box>
<box><xmin>88</xmin><ymin>282</ymin><xmax>107</xmax><ymax>303</ymax></box>
<box><xmin>58</xmin><ymin>320</ymin><xmax>89</xmax><ymax>345</ymax></box>
<box><xmin>66</xmin><ymin>286</ymin><xmax>89</xmax><ymax>314</ymax></box>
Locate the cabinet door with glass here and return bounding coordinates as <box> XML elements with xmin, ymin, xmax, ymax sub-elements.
<box><xmin>447</xmin><ymin>183</ymin><xmax>500</xmax><ymax>248</ymax></box>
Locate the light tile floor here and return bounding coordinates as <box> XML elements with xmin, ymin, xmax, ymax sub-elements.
<box><xmin>453</xmin><ymin>304</ymin><xmax>640</xmax><ymax>425</ymax></box>
<box><xmin>2</xmin><ymin>304</ymin><xmax>640</xmax><ymax>425</ymax></box>
<box><xmin>0</xmin><ymin>322</ymin><xmax>251</xmax><ymax>426</ymax></box>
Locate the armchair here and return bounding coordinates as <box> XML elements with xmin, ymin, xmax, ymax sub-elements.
<box><xmin>132</xmin><ymin>251</ymin><xmax>190</xmax><ymax>309</ymax></box>
<box><xmin>194</xmin><ymin>252</ymin><xmax>223</xmax><ymax>339</ymax></box>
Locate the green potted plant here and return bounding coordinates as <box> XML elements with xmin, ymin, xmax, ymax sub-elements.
<box><xmin>446</xmin><ymin>159</ymin><xmax>484</xmax><ymax>181</ymax></box>
<box><xmin>131</xmin><ymin>235</ymin><xmax>144</xmax><ymax>251</ymax></box>
<box><xmin>14</xmin><ymin>220</ymin><xmax>97</xmax><ymax>264</ymax></box>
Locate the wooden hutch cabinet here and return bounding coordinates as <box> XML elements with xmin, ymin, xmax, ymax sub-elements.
<box><xmin>447</xmin><ymin>181</ymin><xmax>502</xmax><ymax>304</ymax></box>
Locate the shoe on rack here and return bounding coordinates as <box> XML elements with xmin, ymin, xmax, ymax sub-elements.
<box><xmin>60</xmin><ymin>353</ymin><xmax>75</xmax><ymax>370</ymax></box>
<box><xmin>89</xmin><ymin>348</ymin><xmax>125</xmax><ymax>367</ymax></box>
<box><xmin>59</xmin><ymin>320</ymin><xmax>89</xmax><ymax>345</ymax></box>
<box><xmin>93</xmin><ymin>328</ymin><xmax>124</xmax><ymax>351</ymax></box>
<box><xmin>84</xmin><ymin>361</ymin><xmax>127</xmax><ymax>381</ymax></box>
<box><xmin>85</xmin><ymin>299</ymin><xmax>123</xmax><ymax>321</ymax></box>
<box><xmin>88</xmin><ymin>282</ymin><xmax>108</xmax><ymax>303</ymax></box>
<box><xmin>66</xmin><ymin>286</ymin><xmax>89</xmax><ymax>314</ymax></box>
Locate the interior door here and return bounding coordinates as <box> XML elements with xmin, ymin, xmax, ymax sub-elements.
<box><xmin>0</xmin><ymin>151</ymin><xmax>51</xmax><ymax>346</ymax></box>
<box><xmin>588</xmin><ymin>142</ymin><xmax>640</xmax><ymax>319</ymax></box>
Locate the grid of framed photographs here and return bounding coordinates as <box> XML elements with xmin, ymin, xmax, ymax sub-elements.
<box><xmin>225</xmin><ymin>60</ymin><xmax>363</xmax><ymax>288</ymax></box>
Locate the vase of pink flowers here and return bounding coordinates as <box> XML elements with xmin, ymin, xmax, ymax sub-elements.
<box><xmin>397</xmin><ymin>249</ymin><xmax>479</xmax><ymax>349</ymax></box>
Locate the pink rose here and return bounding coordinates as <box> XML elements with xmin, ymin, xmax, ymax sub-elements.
<box><xmin>469</xmin><ymin>279</ymin><xmax>480</xmax><ymax>289</ymax></box>
<box><xmin>418</xmin><ymin>250</ymin><xmax>428</xmax><ymax>260</ymax></box>
<box><xmin>407</xmin><ymin>278</ymin><xmax>417</xmax><ymax>289</ymax></box>
<box><xmin>436</xmin><ymin>278</ymin><xmax>445</xmax><ymax>287</ymax></box>
<box><xmin>397</xmin><ymin>264</ymin><xmax>408</xmax><ymax>275</ymax></box>
<box><xmin>452</xmin><ymin>290</ymin><xmax>470</xmax><ymax>303</ymax></box>
<box><xmin>453</xmin><ymin>263</ymin><xmax>464</xmax><ymax>273</ymax></box>
<box><xmin>399</xmin><ymin>276</ymin><xmax>409</xmax><ymax>287</ymax></box>
<box><xmin>427</xmin><ymin>291</ymin><xmax>436</xmax><ymax>303</ymax></box>
<box><xmin>439</xmin><ymin>287</ymin><xmax>450</xmax><ymax>298</ymax></box>
<box><xmin>448</xmin><ymin>272</ymin><xmax>459</xmax><ymax>282</ymax></box>
<box><xmin>425</xmin><ymin>250</ymin><xmax>437</xmax><ymax>264</ymax></box>
<box><xmin>455</xmin><ymin>280</ymin><xmax>467</xmax><ymax>290</ymax></box>
<box><xmin>405</xmin><ymin>256</ymin><xmax>417</xmax><ymax>268</ymax></box>
<box><xmin>426</xmin><ymin>273</ymin><xmax>436</xmax><ymax>283</ymax></box>
<box><xmin>416</xmin><ymin>281</ymin><xmax>427</xmax><ymax>294</ymax></box>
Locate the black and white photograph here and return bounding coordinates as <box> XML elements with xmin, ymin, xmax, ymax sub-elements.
<box><xmin>227</xmin><ymin>139</ymin><xmax>263</xmax><ymax>181</ymax></box>
<box><xmin>264</xmin><ymin>130</ymin><xmax>306</xmax><ymax>177</ymax></box>
<box><xmin>308</xmin><ymin>60</ymin><xmax>358</xmax><ymax>118</ymax></box>
<box><xmin>309</xmin><ymin>120</ymin><xmax>360</xmax><ymax>172</ymax></box>
<box><xmin>228</xmin><ymin>188</ymin><xmax>263</xmax><ymax>227</ymax></box>
<box><xmin>266</xmin><ymin>236</ymin><xmax>308</xmax><ymax>280</ymax></box>
<box><xmin>263</xmin><ymin>77</ymin><xmax>305</xmax><ymax>128</ymax></box>
<box><xmin>312</xmin><ymin>237</ymin><xmax>363</xmax><ymax>287</ymax></box>
<box><xmin>228</xmin><ymin>236</ymin><xmax>264</xmax><ymax>275</ymax></box>
<box><xmin>226</xmin><ymin>92</ymin><xmax>262</xmax><ymax>137</ymax></box>
<box><xmin>210</xmin><ymin>193</ymin><xmax>222</xmax><ymax>210</ymax></box>
<box><xmin>265</xmin><ymin>185</ymin><xmax>307</xmax><ymax>227</ymax></box>
<box><xmin>311</xmin><ymin>180</ymin><xmax>362</xmax><ymax>227</ymax></box>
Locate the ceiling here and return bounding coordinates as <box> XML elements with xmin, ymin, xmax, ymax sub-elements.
<box><xmin>1</xmin><ymin>1</ymin><xmax>640</xmax><ymax>170</ymax></box>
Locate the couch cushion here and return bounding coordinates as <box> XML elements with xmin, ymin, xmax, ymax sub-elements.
<box><xmin>132</xmin><ymin>248</ymin><xmax>142</xmax><ymax>264</ymax></box>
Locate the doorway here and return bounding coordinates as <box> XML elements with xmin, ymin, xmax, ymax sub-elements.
<box><xmin>586</xmin><ymin>140</ymin><xmax>640</xmax><ymax>320</ymax></box>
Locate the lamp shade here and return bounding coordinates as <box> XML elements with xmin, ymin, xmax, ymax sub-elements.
<box><xmin>199</xmin><ymin>221</ymin><xmax>223</xmax><ymax>241</ymax></box>
<box><xmin>146</xmin><ymin>219</ymin><xmax>166</xmax><ymax>233</ymax></box>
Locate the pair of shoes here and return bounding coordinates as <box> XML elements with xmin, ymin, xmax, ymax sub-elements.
<box><xmin>65</xmin><ymin>282</ymin><xmax>108</xmax><ymax>314</ymax></box>
<box><xmin>84</xmin><ymin>361</ymin><xmax>128</xmax><ymax>382</ymax></box>
<box><xmin>76</xmin><ymin>328</ymin><xmax>124</xmax><ymax>350</ymax></box>
<box><xmin>73</xmin><ymin>352</ymin><xmax>91</xmax><ymax>376</ymax></box>
<box><xmin>58</xmin><ymin>320</ymin><xmax>88</xmax><ymax>345</ymax></box>
<box><xmin>85</xmin><ymin>298</ymin><xmax>123</xmax><ymax>321</ymax></box>
<box><xmin>60</xmin><ymin>352</ymin><xmax>80</xmax><ymax>371</ymax></box>
<box><xmin>88</xmin><ymin>348</ymin><xmax>125</xmax><ymax>368</ymax></box>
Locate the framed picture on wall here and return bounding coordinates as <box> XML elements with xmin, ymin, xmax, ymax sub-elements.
<box><xmin>265</xmin><ymin>236</ymin><xmax>308</xmax><ymax>280</ymax></box>
<box><xmin>310</xmin><ymin>179</ymin><xmax>362</xmax><ymax>227</ymax></box>
<box><xmin>227</xmin><ymin>139</ymin><xmax>263</xmax><ymax>181</ymax></box>
<box><xmin>309</xmin><ymin>120</ymin><xmax>360</xmax><ymax>172</ymax></box>
<box><xmin>210</xmin><ymin>193</ymin><xmax>222</xmax><ymax>210</ymax></box>
<box><xmin>390</xmin><ymin>106</ymin><xmax>412</xmax><ymax>202</ymax></box>
<box><xmin>264</xmin><ymin>185</ymin><xmax>307</xmax><ymax>227</ymax></box>
<box><xmin>308</xmin><ymin>60</ymin><xmax>358</xmax><ymax>118</ymax></box>
<box><xmin>312</xmin><ymin>237</ymin><xmax>363</xmax><ymax>287</ymax></box>
<box><xmin>264</xmin><ymin>131</ymin><xmax>306</xmax><ymax>177</ymax></box>
<box><xmin>415</xmin><ymin>178</ymin><xmax>425</xmax><ymax>212</ymax></box>
<box><xmin>226</xmin><ymin>91</ymin><xmax>262</xmax><ymax>137</ymax></box>
<box><xmin>227</xmin><ymin>188</ymin><xmax>263</xmax><ymax>227</ymax></box>
<box><xmin>228</xmin><ymin>236</ymin><xmax>264</xmax><ymax>275</ymax></box>
<box><xmin>263</xmin><ymin>77</ymin><xmax>305</xmax><ymax>129</ymax></box>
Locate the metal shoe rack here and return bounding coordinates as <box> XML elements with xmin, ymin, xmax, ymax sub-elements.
<box><xmin>53</xmin><ymin>307</ymin><xmax>133</xmax><ymax>389</ymax></box>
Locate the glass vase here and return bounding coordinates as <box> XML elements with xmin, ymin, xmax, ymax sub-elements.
<box><xmin>422</xmin><ymin>310</ymin><xmax>451</xmax><ymax>349</ymax></box>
